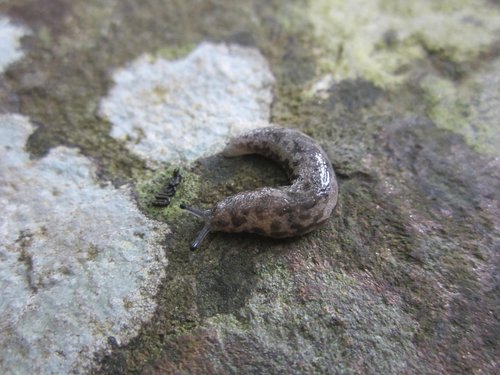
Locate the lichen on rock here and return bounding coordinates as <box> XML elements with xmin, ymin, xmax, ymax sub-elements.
<box><xmin>99</xmin><ymin>42</ymin><xmax>275</xmax><ymax>166</ymax></box>
<box><xmin>0</xmin><ymin>16</ymin><xmax>29</xmax><ymax>73</ymax></box>
<box><xmin>301</xmin><ymin>0</ymin><xmax>500</xmax><ymax>87</ymax></box>
<box><xmin>1</xmin><ymin>0</ymin><xmax>499</xmax><ymax>374</ymax></box>
<box><xmin>421</xmin><ymin>57</ymin><xmax>500</xmax><ymax>156</ymax></box>
<box><xmin>0</xmin><ymin>114</ymin><xmax>169</xmax><ymax>374</ymax></box>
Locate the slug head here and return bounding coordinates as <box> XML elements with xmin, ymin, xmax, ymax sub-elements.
<box><xmin>180</xmin><ymin>199</ymin><xmax>236</xmax><ymax>250</ymax></box>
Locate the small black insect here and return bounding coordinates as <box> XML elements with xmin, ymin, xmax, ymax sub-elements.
<box><xmin>152</xmin><ymin>168</ymin><xmax>183</xmax><ymax>207</ymax></box>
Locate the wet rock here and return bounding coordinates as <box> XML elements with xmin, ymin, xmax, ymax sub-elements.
<box><xmin>0</xmin><ymin>1</ymin><xmax>498</xmax><ymax>374</ymax></box>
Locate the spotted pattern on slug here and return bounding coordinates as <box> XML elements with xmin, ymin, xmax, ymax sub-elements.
<box><xmin>181</xmin><ymin>126</ymin><xmax>338</xmax><ymax>249</ymax></box>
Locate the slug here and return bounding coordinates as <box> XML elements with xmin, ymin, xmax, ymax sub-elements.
<box><xmin>180</xmin><ymin>126</ymin><xmax>338</xmax><ymax>250</ymax></box>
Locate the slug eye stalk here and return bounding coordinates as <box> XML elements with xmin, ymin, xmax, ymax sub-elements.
<box><xmin>180</xmin><ymin>204</ymin><xmax>211</xmax><ymax>250</ymax></box>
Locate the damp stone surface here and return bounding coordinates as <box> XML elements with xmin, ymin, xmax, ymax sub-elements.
<box><xmin>99</xmin><ymin>42</ymin><xmax>275</xmax><ymax>166</ymax></box>
<box><xmin>0</xmin><ymin>114</ymin><xmax>169</xmax><ymax>374</ymax></box>
<box><xmin>0</xmin><ymin>0</ymin><xmax>499</xmax><ymax>374</ymax></box>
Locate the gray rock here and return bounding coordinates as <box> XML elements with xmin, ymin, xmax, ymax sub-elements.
<box><xmin>0</xmin><ymin>1</ymin><xmax>498</xmax><ymax>374</ymax></box>
<box><xmin>0</xmin><ymin>115</ymin><xmax>168</xmax><ymax>374</ymax></box>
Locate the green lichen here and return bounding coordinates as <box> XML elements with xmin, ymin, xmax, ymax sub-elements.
<box><xmin>295</xmin><ymin>0</ymin><xmax>500</xmax><ymax>87</ymax></box>
<box><xmin>37</xmin><ymin>26</ymin><xmax>52</xmax><ymax>46</ymax></box>
<box><xmin>421</xmin><ymin>75</ymin><xmax>472</xmax><ymax>137</ymax></box>
<box><xmin>421</xmin><ymin>70</ymin><xmax>500</xmax><ymax>156</ymax></box>
<box><xmin>156</xmin><ymin>44</ymin><xmax>197</xmax><ymax>60</ymax></box>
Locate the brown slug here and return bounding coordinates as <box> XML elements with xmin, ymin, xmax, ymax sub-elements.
<box><xmin>181</xmin><ymin>126</ymin><xmax>338</xmax><ymax>249</ymax></box>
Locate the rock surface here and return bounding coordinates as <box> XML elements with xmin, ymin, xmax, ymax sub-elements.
<box><xmin>0</xmin><ymin>114</ymin><xmax>168</xmax><ymax>374</ymax></box>
<box><xmin>0</xmin><ymin>16</ymin><xmax>29</xmax><ymax>71</ymax></box>
<box><xmin>100</xmin><ymin>42</ymin><xmax>274</xmax><ymax>166</ymax></box>
<box><xmin>0</xmin><ymin>0</ymin><xmax>499</xmax><ymax>374</ymax></box>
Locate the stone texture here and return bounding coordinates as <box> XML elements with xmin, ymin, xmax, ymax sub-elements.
<box><xmin>302</xmin><ymin>0</ymin><xmax>500</xmax><ymax>86</ymax></box>
<box><xmin>0</xmin><ymin>16</ymin><xmax>29</xmax><ymax>72</ymax></box>
<box><xmin>421</xmin><ymin>57</ymin><xmax>500</xmax><ymax>156</ymax></box>
<box><xmin>100</xmin><ymin>42</ymin><xmax>274</xmax><ymax>166</ymax></box>
<box><xmin>0</xmin><ymin>0</ymin><xmax>498</xmax><ymax>374</ymax></box>
<box><xmin>0</xmin><ymin>114</ymin><xmax>168</xmax><ymax>374</ymax></box>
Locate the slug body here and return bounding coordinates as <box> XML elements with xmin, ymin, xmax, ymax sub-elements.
<box><xmin>181</xmin><ymin>127</ymin><xmax>338</xmax><ymax>249</ymax></box>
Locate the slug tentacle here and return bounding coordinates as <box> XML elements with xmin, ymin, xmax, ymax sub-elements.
<box><xmin>181</xmin><ymin>126</ymin><xmax>338</xmax><ymax>250</ymax></box>
<box><xmin>179</xmin><ymin>203</ymin><xmax>208</xmax><ymax>219</ymax></box>
<box><xmin>179</xmin><ymin>204</ymin><xmax>212</xmax><ymax>250</ymax></box>
<box><xmin>190</xmin><ymin>223</ymin><xmax>211</xmax><ymax>250</ymax></box>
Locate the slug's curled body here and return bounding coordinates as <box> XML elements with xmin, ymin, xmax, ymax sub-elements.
<box><xmin>181</xmin><ymin>127</ymin><xmax>338</xmax><ymax>249</ymax></box>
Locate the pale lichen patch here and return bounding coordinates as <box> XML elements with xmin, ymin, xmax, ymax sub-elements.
<box><xmin>0</xmin><ymin>114</ymin><xmax>169</xmax><ymax>374</ymax></box>
<box><xmin>99</xmin><ymin>42</ymin><xmax>275</xmax><ymax>166</ymax></box>
<box><xmin>0</xmin><ymin>16</ymin><xmax>30</xmax><ymax>73</ymax></box>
